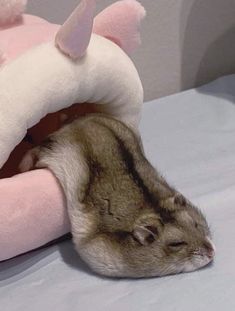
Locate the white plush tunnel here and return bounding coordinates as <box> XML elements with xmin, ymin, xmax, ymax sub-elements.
<box><xmin>0</xmin><ymin>0</ymin><xmax>144</xmax><ymax>169</ymax></box>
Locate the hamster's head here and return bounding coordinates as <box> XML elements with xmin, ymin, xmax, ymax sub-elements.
<box><xmin>120</xmin><ymin>194</ymin><xmax>215</xmax><ymax>278</ymax></box>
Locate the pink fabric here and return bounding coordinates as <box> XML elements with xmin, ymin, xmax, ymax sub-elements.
<box><xmin>0</xmin><ymin>169</ymin><xmax>70</xmax><ymax>261</ymax></box>
<box><xmin>0</xmin><ymin>0</ymin><xmax>145</xmax><ymax>261</ymax></box>
<box><xmin>0</xmin><ymin>0</ymin><xmax>28</xmax><ymax>27</ymax></box>
<box><xmin>0</xmin><ymin>15</ymin><xmax>59</xmax><ymax>65</ymax></box>
<box><xmin>93</xmin><ymin>0</ymin><xmax>146</xmax><ymax>54</ymax></box>
<box><xmin>0</xmin><ymin>0</ymin><xmax>145</xmax><ymax>66</ymax></box>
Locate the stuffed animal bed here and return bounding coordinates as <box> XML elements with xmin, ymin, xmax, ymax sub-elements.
<box><xmin>0</xmin><ymin>0</ymin><xmax>145</xmax><ymax>261</ymax></box>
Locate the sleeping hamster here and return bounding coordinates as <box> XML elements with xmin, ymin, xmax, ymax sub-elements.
<box><xmin>19</xmin><ymin>114</ymin><xmax>215</xmax><ymax>278</ymax></box>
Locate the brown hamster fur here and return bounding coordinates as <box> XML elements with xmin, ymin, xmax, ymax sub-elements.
<box><xmin>19</xmin><ymin>114</ymin><xmax>215</xmax><ymax>278</ymax></box>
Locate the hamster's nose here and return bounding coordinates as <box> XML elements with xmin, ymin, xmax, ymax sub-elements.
<box><xmin>203</xmin><ymin>240</ymin><xmax>215</xmax><ymax>259</ymax></box>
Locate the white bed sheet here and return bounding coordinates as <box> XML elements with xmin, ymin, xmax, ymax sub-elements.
<box><xmin>1</xmin><ymin>75</ymin><xmax>235</xmax><ymax>311</ymax></box>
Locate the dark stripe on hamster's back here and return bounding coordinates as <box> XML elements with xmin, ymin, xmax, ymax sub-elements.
<box><xmin>93</xmin><ymin>120</ymin><xmax>158</xmax><ymax>205</ymax></box>
<box><xmin>116</xmin><ymin>137</ymin><xmax>173</xmax><ymax>219</ymax></box>
<box><xmin>117</xmin><ymin>139</ymin><xmax>175</xmax><ymax>223</ymax></box>
<box><xmin>83</xmin><ymin>157</ymin><xmax>103</xmax><ymax>200</ymax></box>
<box><xmin>117</xmin><ymin>137</ymin><xmax>158</xmax><ymax>204</ymax></box>
<box><xmin>84</xmin><ymin>116</ymin><xmax>175</xmax><ymax>223</ymax></box>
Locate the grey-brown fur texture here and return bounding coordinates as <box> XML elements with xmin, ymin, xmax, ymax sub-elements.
<box><xmin>20</xmin><ymin>114</ymin><xmax>215</xmax><ymax>278</ymax></box>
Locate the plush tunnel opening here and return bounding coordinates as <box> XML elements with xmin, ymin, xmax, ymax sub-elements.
<box><xmin>0</xmin><ymin>103</ymin><xmax>101</xmax><ymax>179</ymax></box>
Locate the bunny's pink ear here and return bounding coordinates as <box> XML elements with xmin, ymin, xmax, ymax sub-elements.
<box><xmin>93</xmin><ymin>0</ymin><xmax>146</xmax><ymax>54</ymax></box>
<box><xmin>55</xmin><ymin>0</ymin><xmax>96</xmax><ymax>59</ymax></box>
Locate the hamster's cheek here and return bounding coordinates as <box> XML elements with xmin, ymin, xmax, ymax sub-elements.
<box><xmin>181</xmin><ymin>261</ymin><xmax>198</xmax><ymax>272</ymax></box>
<box><xmin>182</xmin><ymin>254</ymin><xmax>212</xmax><ymax>273</ymax></box>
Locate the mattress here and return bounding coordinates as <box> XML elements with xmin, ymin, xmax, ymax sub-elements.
<box><xmin>1</xmin><ymin>75</ymin><xmax>235</xmax><ymax>311</ymax></box>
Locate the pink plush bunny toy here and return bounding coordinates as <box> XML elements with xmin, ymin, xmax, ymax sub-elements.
<box><xmin>0</xmin><ymin>0</ymin><xmax>145</xmax><ymax>261</ymax></box>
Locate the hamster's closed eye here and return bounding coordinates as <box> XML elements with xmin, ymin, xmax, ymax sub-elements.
<box><xmin>167</xmin><ymin>241</ymin><xmax>188</xmax><ymax>248</ymax></box>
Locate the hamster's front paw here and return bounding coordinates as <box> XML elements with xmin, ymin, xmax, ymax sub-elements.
<box><xmin>18</xmin><ymin>147</ymin><xmax>41</xmax><ymax>173</ymax></box>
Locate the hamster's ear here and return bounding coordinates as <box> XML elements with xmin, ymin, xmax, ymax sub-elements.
<box><xmin>133</xmin><ymin>225</ymin><xmax>159</xmax><ymax>246</ymax></box>
<box><xmin>55</xmin><ymin>0</ymin><xmax>96</xmax><ymax>59</ymax></box>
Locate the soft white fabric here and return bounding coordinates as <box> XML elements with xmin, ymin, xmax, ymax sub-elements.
<box><xmin>1</xmin><ymin>75</ymin><xmax>235</xmax><ymax>310</ymax></box>
<box><xmin>0</xmin><ymin>34</ymin><xmax>143</xmax><ymax>168</ymax></box>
